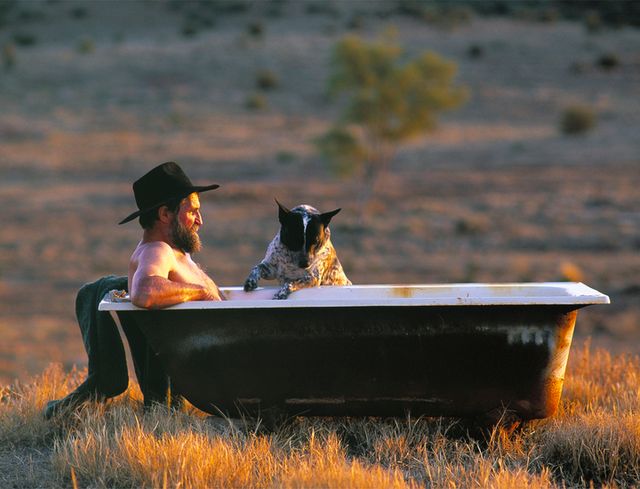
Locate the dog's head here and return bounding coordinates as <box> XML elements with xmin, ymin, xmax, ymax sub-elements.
<box><xmin>276</xmin><ymin>199</ymin><xmax>341</xmax><ymax>268</ymax></box>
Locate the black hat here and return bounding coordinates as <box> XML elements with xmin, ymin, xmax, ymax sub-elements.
<box><xmin>119</xmin><ymin>162</ymin><xmax>219</xmax><ymax>225</ymax></box>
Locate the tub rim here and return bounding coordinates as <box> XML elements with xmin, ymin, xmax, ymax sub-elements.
<box><xmin>98</xmin><ymin>282</ymin><xmax>610</xmax><ymax>311</ymax></box>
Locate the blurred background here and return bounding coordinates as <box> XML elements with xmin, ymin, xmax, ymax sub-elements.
<box><xmin>1</xmin><ymin>0</ymin><xmax>638</xmax><ymax>385</ymax></box>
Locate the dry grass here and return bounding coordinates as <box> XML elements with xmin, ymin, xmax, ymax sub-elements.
<box><xmin>1</xmin><ymin>341</ymin><xmax>638</xmax><ymax>488</ymax></box>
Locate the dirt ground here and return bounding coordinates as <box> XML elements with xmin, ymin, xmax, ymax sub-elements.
<box><xmin>1</xmin><ymin>1</ymin><xmax>639</xmax><ymax>386</ymax></box>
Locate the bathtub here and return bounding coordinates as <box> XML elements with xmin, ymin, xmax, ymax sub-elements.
<box><xmin>99</xmin><ymin>282</ymin><xmax>609</xmax><ymax>421</ymax></box>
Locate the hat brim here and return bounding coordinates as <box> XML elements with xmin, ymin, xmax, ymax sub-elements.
<box><xmin>118</xmin><ymin>184</ymin><xmax>220</xmax><ymax>225</ymax></box>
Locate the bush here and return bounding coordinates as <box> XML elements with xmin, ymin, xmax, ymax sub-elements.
<box><xmin>76</xmin><ymin>38</ymin><xmax>95</xmax><ymax>54</ymax></box>
<box><xmin>247</xmin><ymin>21</ymin><xmax>264</xmax><ymax>38</ymax></box>
<box><xmin>346</xmin><ymin>14</ymin><xmax>365</xmax><ymax>30</ymax></box>
<box><xmin>256</xmin><ymin>69</ymin><xmax>278</xmax><ymax>90</ymax></box>
<box><xmin>181</xmin><ymin>22</ymin><xmax>198</xmax><ymax>38</ymax></box>
<box><xmin>12</xmin><ymin>32</ymin><xmax>36</xmax><ymax>46</ymax></box>
<box><xmin>245</xmin><ymin>93</ymin><xmax>267</xmax><ymax>110</ymax></box>
<box><xmin>319</xmin><ymin>34</ymin><xmax>467</xmax><ymax>212</ymax></box>
<box><xmin>539</xmin><ymin>7</ymin><xmax>560</xmax><ymax>23</ymax></box>
<box><xmin>560</xmin><ymin>105</ymin><xmax>596</xmax><ymax>135</ymax></box>
<box><xmin>467</xmin><ymin>44</ymin><xmax>483</xmax><ymax>59</ymax></box>
<box><xmin>597</xmin><ymin>53</ymin><xmax>620</xmax><ymax>71</ymax></box>
<box><xmin>584</xmin><ymin>10</ymin><xmax>603</xmax><ymax>33</ymax></box>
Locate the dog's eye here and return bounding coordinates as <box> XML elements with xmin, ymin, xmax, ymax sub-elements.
<box><xmin>306</xmin><ymin>222</ymin><xmax>324</xmax><ymax>244</ymax></box>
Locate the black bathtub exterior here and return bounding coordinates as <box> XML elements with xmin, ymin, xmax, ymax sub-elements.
<box><xmin>114</xmin><ymin>303</ymin><xmax>581</xmax><ymax>420</ymax></box>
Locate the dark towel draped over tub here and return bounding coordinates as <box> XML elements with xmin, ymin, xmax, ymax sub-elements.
<box><xmin>45</xmin><ymin>276</ymin><xmax>169</xmax><ymax>417</ymax></box>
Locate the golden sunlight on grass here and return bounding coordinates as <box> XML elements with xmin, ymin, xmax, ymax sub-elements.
<box><xmin>1</xmin><ymin>341</ymin><xmax>638</xmax><ymax>488</ymax></box>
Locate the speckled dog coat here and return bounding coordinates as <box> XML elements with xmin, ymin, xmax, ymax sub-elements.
<box><xmin>244</xmin><ymin>202</ymin><xmax>351</xmax><ymax>299</ymax></box>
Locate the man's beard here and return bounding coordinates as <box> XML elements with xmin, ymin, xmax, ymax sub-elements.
<box><xmin>170</xmin><ymin>218</ymin><xmax>201</xmax><ymax>254</ymax></box>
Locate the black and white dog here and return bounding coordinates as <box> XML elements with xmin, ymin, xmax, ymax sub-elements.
<box><xmin>244</xmin><ymin>200</ymin><xmax>351</xmax><ymax>299</ymax></box>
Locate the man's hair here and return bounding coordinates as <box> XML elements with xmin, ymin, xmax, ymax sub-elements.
<box><xmin>139</xmin><ymin>197</ymin><xmax>183</xmax><ymax>229</ymax></box>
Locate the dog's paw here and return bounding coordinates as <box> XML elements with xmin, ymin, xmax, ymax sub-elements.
<box><xmin>244</xmin><ymin>277</ymin><xmax>258</xmax><ymax>292</ymax></box>
<box><xmin>274</xmin><ymin>287</ymin><xmax>290</xmax><ymax>300</ymax></box>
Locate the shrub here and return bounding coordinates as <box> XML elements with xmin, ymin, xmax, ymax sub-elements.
<box><xmin>346</xmin><ymin>14</ymin><xmax>365</xmax><ymax>30</ymax></box>
<box><xmin>584</xmin><ymin>10</ymin><xmax>603</xmax><ymax>33</ymax></box>
<box><xmin>245</xmin><ymin>93</ymin><xmax>267</xmax><ymax>110</ymax></box>
<box><xmin>247</xmin><ymin>20</ymin><xmax>264</xmax><ymax>38</ymax></box>
<box><xmin>318</xmin><ymin>34</ymin><xmax>467</xmax><ymax>212</ymax></box>
<box><xmin>538</xmin><ymin>7</ymin><xmax>560</xmax><ymax>23</ymax></box>
<box><xmin>560</xmin><ymin>105</ymin><xmax>596</xmax><ymax>135</ymax></box>
<box><xmin>467</xmin><ymin>43</ymin><xmax>483</xmax><ymax>59</ymax></box>
<box><xmin>12</xmin><ymin>32</ymin><xmax>36</xmax><ymax>46</ymax></box>
<box><xmin>256</xmin><ymin>69</ymin><xmax>278</xmax><ymax>90</ymax></box>
<box><xmin>276</xmin><ymin>151</ymin><xmax>295</xmax><ymax>164</ymax></box>
<box><xmin>76</xmin><ymin>38</ymin><xmax>95</xmax><ymax>54</ymax></box>
<box><xmin>455</xmin><ymin>216</ymin><xmax>488</xmax><ymax>236</ymax></box>
<box><xmin>597</xmin><ymin>53</ymin><xmax>620</xmax><ymax>71</ymax></box>
<box><xmin>181</xmin><ymin>22</ymin><xmax>198</xmax><ymax>38</ymax></box>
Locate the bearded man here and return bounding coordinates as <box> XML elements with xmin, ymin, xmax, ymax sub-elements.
<box><xmin>45</xmin><ymin>162</ymin><xmax>223</xmax><ymax>419</ymax></box>
<box><xmin>122</xmin><ymin>162</ymin><xmax>225</xmax><ymax>307</ymax></box>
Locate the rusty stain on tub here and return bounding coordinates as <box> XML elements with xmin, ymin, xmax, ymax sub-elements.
<box><xmin>391</xmin><ymin>286</ymin><xmax>415</xmax><ymax>298</ymax></box>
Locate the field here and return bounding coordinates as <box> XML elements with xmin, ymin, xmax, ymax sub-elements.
<box><xmin>0</xmin><ymin>0</ymin><xmax>639</xmax><ymax>486</ymax></box>
<box><xmin>1</xmin><ymin>340</ymin><xmax>639</xmax><ymax>488</ymax></box>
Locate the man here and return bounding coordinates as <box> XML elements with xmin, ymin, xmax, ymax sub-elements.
<box><xmin>45</xmin><ymin>162</ymin><xmax>223</xmax><ymax>418</ymax></box>
<box><xmin>121</xmin><ymin>161</ymin><xmax>225</xmax><ymax>307</ymax></box>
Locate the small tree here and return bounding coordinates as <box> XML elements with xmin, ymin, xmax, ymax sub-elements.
<box><xmin>317</xmin><ymin>34</ymin><xmax>468</xmax><ymax>212</ymax></box>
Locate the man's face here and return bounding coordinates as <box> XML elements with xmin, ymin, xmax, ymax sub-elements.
<box><xmin>170</xmin><ymin>193</ymin><xmax>202</xmax><ymax>254</ymax></box>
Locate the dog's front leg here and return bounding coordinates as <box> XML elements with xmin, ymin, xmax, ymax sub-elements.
<box><xmin>274</xmin><ymin>272</ymin><xmax>318</xmax><ymax>300</ymax></box>
<box><xmin>274</xmin><ymin>282</ymin><xmax>293</xmax><ymax>300</ymax></box>
<box><xmin>274</xmin><ymin>281</ymin><xmax>305</xmax><ymax>300</ymax></box>
<box><xmin>244</xmin><ymin>263</ymin><xmax>275</xmax><ymax>292</ymax></box>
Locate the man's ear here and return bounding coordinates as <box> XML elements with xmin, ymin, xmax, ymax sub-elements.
<box><xmin>276</xmin><ymin>199</ymin><xmax>290</xmax><ymax>225</ymax></box>
<box><xmin>158</xmin><ymin>205</ymin><xmax>173</xmax><ymax>224</ymax></box>
<box><xmin>320</xmin><ymin>208</ymin><xmax>341</xmax><ymax>226</ymax></box>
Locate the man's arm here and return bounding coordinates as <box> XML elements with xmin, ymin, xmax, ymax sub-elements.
<box><xmin>130</xmin><ymin>243</ymin><xmax>221</xmax><ymax>309</ymax></box>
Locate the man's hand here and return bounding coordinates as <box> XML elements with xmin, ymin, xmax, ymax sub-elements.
<box><xmin>204</xmin><ymin>284</ymin><xmax>226</xmax><ymax>301</ymax></box>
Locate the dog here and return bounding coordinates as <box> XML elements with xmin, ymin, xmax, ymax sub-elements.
<box><xmin>244</xmin><ymin>200</ymin><xmax>351</xmax><ymax>299</ymax></box>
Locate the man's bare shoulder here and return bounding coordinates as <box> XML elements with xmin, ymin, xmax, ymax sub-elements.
<box><xmin>131</xmin><ymin>241</ymin><xmax>177</xmax><ymax>264</ymax></box>
<box><xmin>138</xmin><ymin>240</ymin><xmax>174</xmax><ymax>253</ymax></box>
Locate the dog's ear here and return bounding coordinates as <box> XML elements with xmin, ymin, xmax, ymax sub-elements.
<box><xmin>320</xmin><ymin>208</ymin><xmax>341</xmax><ymax>226</ymax></box>
<box><xmin>275</xmin><ymin>198</ymin><xmax>290</xmax><ymax>224</ymax></box>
